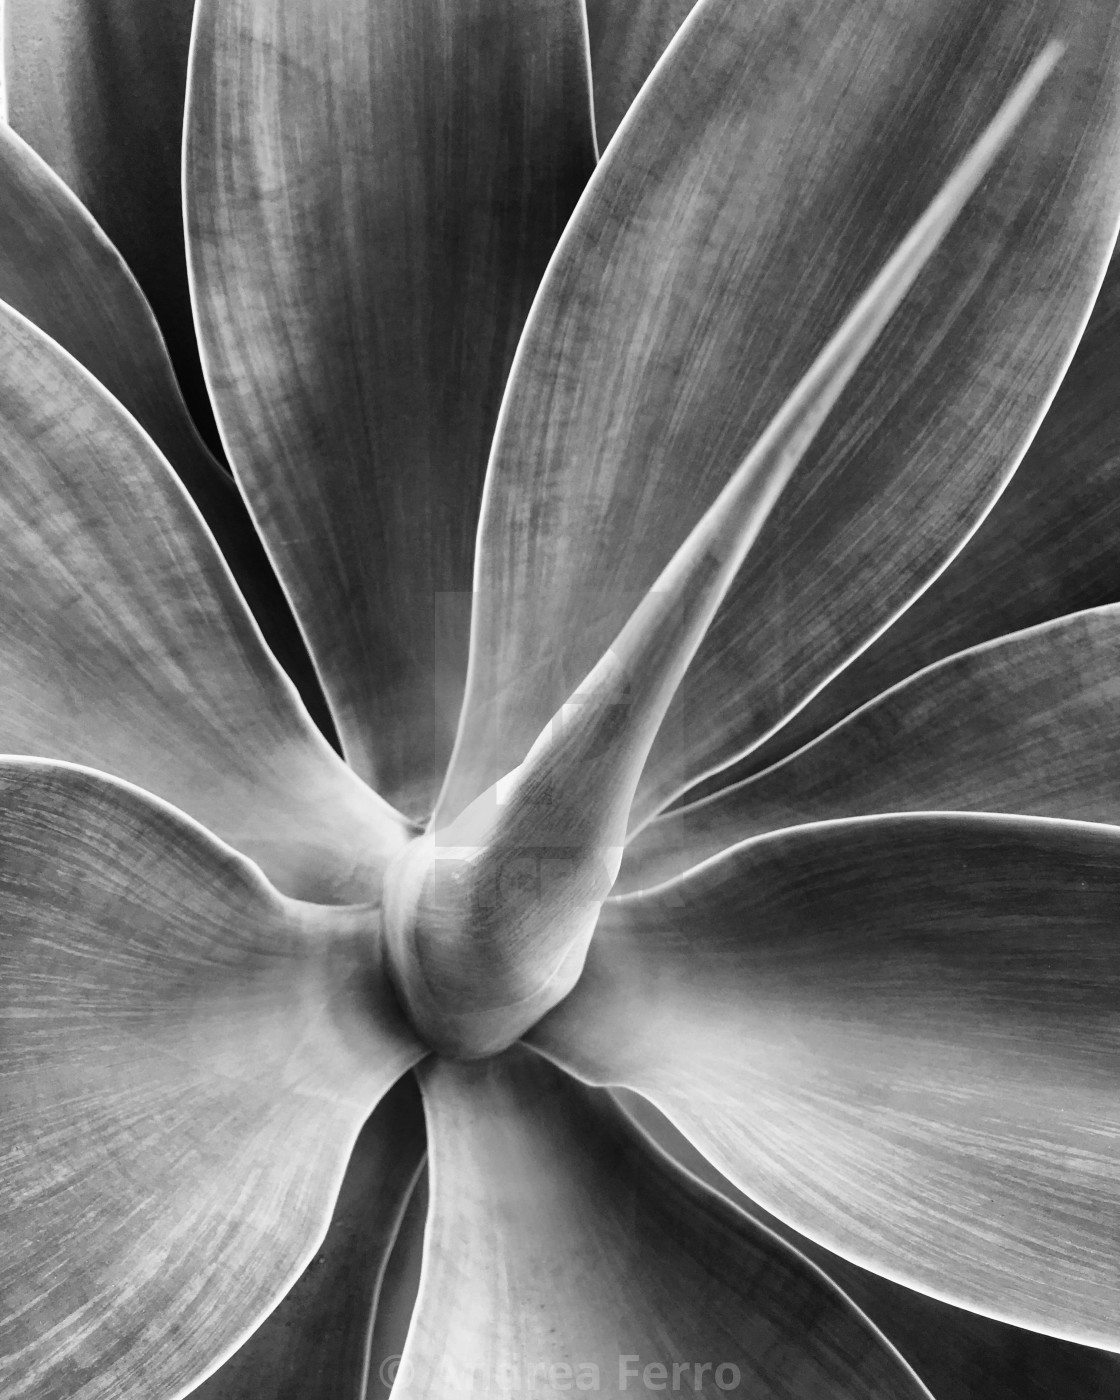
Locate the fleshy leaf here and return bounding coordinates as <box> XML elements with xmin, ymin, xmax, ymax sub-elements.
<box><xmin>185</xmin><ymin>0</ymin><xmax>597</xmax><ymax>817</ymax></box>
<box><xmin>0</xmin><ymin>298</ymin><xmax>408</xmax><ymax>902</ymax></box>
<box><xmin>5</xmin><ymin>0</ymin><xmax>218</xmax><ymax>448</ymax></box>
<box><xmin>192</xmin><ymin>1076</ymin><xmax>426</xmax><ymax>1400</ymax></box>
<box><xmin>0</xmin><ymin>759</ymin><xmax>423</xmax><ymax>1400</ymax></box>
<box><xmin>615</xmin><ymin>1093</ymin><xmax>1120</xmax><ymax>1400</ymax></box>
<box><xmin>394</xmin><ymin>45</ymin><xmax>1059</xmax><ymax>1059</ymax></box>
<box><xmin>723</xmin><ymin>250</ymin><xmax>1120</xmax><ymax>786</ymax></box>
<box><xmin>584</xmin><ymin>0</ymin><xmax>698</xmax><ymax>147</ymax></box>
<box><xmin>440</xmin><ymin>0</ymin><xmax>1120</xmax><ymax>829</ymax></box>
<box><xmin>532</xmin><ymin>812</ymin><xmax>1120</xmax><ymax>1347</ymax></box>
<box><xmin>392</xmin><ymin>1047</ymin><xmax>931</xmax><ymax>1399</ymax></box>
<box><xmin>0</xmin><ymin>119</ymin><xmax>333</xmax><ymax>732</ymax></box>
<box><xmin>621</xmin><ymin>605</ymin><xmax>1120</xmax><ymax>891</ymax></box>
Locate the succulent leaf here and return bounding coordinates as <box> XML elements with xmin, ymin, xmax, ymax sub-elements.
<box><xmin>393</xmin><ymin>1047</ymin><xmax>932</xmax><ymax>1400</ymax></box>
<box><xmin>533</xmin><ymin>811</ymin><xmax>1120</xmax><ymax>1347</ymax></box>
<box><xmin>0</xmin><ymin>759</ymin><xmax>422</xmax><ymax>1400</ymax></box>
<box><xmin>4</xmin><ymin>0</ymin><xmax>1120</xmax><ymax>1392</ymax></box>
<box><xmin>190</xmin><ymin>1078</ymin><xmax>426</xmax><ymax>1400</ymax></box>
<box><xmin>388</xmin><ymin>40</ymin><xmax>1063</xmax><ymax>1053</ymax></box>
<box><xmin>614</xmin><ymin>1093</ymin><xmax>1120</xmax><ymax>1400</ymax></box>
<box><xmin>184</xmin><ymin>0</ymin><xmax>597</xmax><ymax>819</ymax></box>
<box><xmin>0</xmin><ymin>121</ymin><xmax>331</xmax><ymax>728</ymax></box>
<box><xmin>736</xmin><ymin>250</ymin><xmax>1120</xmax><ymax>784</ymax></box>
<box><xmin>441</xmin><ymin>0</ymin><xmax>1120</xmax><ymax>833</ymax></box>
<box><xmin>0</xmin><ymin>298</ymin><xmax>407</xmax><ymax>903</ymax></box>
<box><xmin>621</xmin><ymin>603</ymin><xmax>1120</xmax><ymax>891</ymax></box>
<box><xmin>5</xmin><ymin>0</ymin><xmax>217</xmax><ymax>448</ymax></box>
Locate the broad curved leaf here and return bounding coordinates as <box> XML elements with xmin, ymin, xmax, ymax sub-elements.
<box><xmin>393</xmin><ymin>1048</ymin><xmax>931</xmax><ymax>1399</ymax></box>
<box><xmin>722</xmin><ymin>252</ymin><xmax>1120</xmax><ymax>786</ymax></box>
<box><xmin>439</xmin><ymin>0</ymin><xmax>1120</xmax><ymax>828</ymax></box>
<box><xmin>584</xmin><ymin>0</ymin><xmax>698</xmax><ymax>147</ymax></box>
<box><xmin>185</xmin><ymin>0</ymin><xmax>596</xmax><ymax>817</ymax></box>
<box><xmin>0</xmin><ymin>120</ymin><xmax>333</xmax><ymax>733</ymax></box>
<box><xmin>0</xmin><ymin>299</ymin><xmax>407</xmax><ymax>902</ymax></box>
<box><xmin>615</xmin><ymin>1093</ymin><xmax>1120</xmax><ymax>1400</ymax></box>
<box><xmin>621</xmin><ymin>605</ymin><xmax>1120</xmax><ymax>891</ymax></box>
<box><xmin>0</xmin><ymin>760</ymin><xmax>422</xmax><ymax>1400</ymax></box>
<box><xmin>5</xmin><ymin>0</ymin><xmax>219</xmax><ymax>448</ymax></box>
<box><xmin>192</xmin><ymin>1076</ymin><xmax>426</xmax><ymax>1400</ymax></box>
<box><xmin>533</xmin><ymin>812</ymin><xmax>1120</xmax><ymax>1347</ymax></box>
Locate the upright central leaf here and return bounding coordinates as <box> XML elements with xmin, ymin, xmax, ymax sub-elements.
<box><xmin>185</xmin><ymin>0</ymin><xmax>596</xmax><ymax>816</ymax></box>
<box><xmin>382</xmin><ymin>40</ymin><xmax>1069</xmax><ymax>1058</ymax></box>
<box><xmin>439</xmin><ymin>0</ymin><xmax>1120</xmax><ymax>830</ymax></box>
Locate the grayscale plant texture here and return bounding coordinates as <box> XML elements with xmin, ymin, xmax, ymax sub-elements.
<box><xmin>4</xmin><ymin>2</ymin><xmax>1120</xmax><ymax>1398</ymax></box>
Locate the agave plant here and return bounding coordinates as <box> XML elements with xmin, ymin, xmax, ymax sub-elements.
<box><xmin>4</xmin><ymin>0</ymin><xmax>1120</xmax><ymax>1397</ymax></box>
